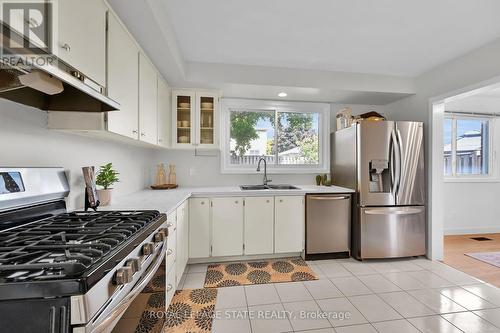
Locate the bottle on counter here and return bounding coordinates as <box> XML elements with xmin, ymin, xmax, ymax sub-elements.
<box><xmin>168</xmin><ymin>164</ymin><xmax>176</xmax><ymax>185</ymax></box>
<box><xmin>156</xmin><ymin>163</ymin><xmax>167</xmax><ymax>185</ymax></box>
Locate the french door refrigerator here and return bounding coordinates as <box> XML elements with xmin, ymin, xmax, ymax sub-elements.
<box><xmin>332</xmin><ymin>121</ymin><xmax>426</xmax><ymax>259</ymax></box>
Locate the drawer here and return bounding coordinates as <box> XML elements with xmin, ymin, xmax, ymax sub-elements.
<box><xmin>166</xmin><ymin>265</ymin><xmax>176</xmax><ymax>306</ymax></box>
<box><xmin>166</xmin><ymin>229</ymin><xmax>176</xmax><ymax>272</ymax></box>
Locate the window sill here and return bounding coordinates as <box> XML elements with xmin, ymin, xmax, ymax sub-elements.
<box><xmin>444</xmin><ymin>177</ymin><xmax>500</xmax><ymax>183</ymax></box>
<box><xmin>221</xmin><ymin>166</ymin><xmax>330</xmax><ymax>175</ymax></box>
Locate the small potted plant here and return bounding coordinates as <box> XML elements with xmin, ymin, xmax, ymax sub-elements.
<box><xmin>96</xmin><ymin>163</ymin><xmax>119</xmax><ymax>206</ymax></box>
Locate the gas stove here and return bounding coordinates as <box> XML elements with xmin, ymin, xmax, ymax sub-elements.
<box><xmin>0</xmin><ymin>168</ymin><xmax>169</xmax><ymax>333</ymax></box>
<box><xmin>0</xmin><ymin>210</ymin><xmax>164</xmax><ymax>295</ymax></box>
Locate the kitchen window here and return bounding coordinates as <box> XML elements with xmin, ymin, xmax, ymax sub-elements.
<box><xmin>220</xmin><ymin>99</ymin><xmax>330</xmax><ymax>173</ymax></box>
<box><xmin>443</xmin><ymin>113</ymin><xmax>497</xmax><ymax>180</ymax></box>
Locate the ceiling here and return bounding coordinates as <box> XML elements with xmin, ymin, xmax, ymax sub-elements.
<box><xmin>446</xmin><ymin>85</ymin><xmax>500</xmax><ymax>113</ymax></box>
<box><xmin>163</xmin><ymin>0</ymin><xmax>500</xmax><ymax>77</ymax></box>
<box><xmin>109</xmin><ymin>0</ymin><xmax>500</xmax><ymax>104</ymax></box>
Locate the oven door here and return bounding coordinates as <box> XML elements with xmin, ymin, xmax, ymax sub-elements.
<box><xmin>72</xmin><ymin>236</ymin><xmax>167</xmax><ymax>333</ymax></box>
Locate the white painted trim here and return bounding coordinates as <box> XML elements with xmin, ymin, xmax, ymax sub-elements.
<box><xmin>429</xmin><ymin>73</ymin><xmax>500</xmax><ymax>261</ymax></box>
<box><xmin>188</xmin><ymin>252</ymin><xmax>301</xmax><ymax>264</ymax></box>
<box><xmin>219</xmin><ymin>98</ymin><xmax>331</xmax><ymax>174</ymax></box>
<box><xmin>444</xmin><ymin>226</ymin><xmax>500</xmax><ymax>235</ymax></box>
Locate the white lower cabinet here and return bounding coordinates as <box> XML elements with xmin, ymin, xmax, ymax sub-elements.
<box><xmin>244</xmin><ymin>197</ymin><xmax>274</xmax><ymax>255</ymax></box>
<box><xmin>166</xmin><ymin>265</ymin><xmax>176</xmax><ymax>306</ymax></box>
<box><xmin>187</xmin><ymin>195</ymin><xmax>305</xmax><ymax>260</ymax></box>
<box><xmin>176</xmin><ymin>201</ymin><xmax>189</xmax><ymax>283</ymax></box>
<box><xmin>211</xmin><ymin>198</ymin><xmax>244</xmax><ymax>257</ymax></box>
<box><xmin>189</xmin><ymin>198</ymin><xmax>211</xmax><ymax>258</ymax></box>
<box><xmin>275</xmin><ymin>196</ymin><xmax>305</xmax><ymax>253</ymax></box>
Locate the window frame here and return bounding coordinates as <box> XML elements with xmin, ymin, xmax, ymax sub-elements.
<box><xmin>444</xmin><ymin>113</ymin><xmax>498</xmax><ymax>182</ymax></box>
<box><xmin>220</xmin><ymin>98</ymin><xmax>331</xmax><ymax>174</ymax></box>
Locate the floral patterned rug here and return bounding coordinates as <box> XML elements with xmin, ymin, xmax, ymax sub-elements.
<box><xmin>164</xmin><ymin>289</ymin><xmax>218</xmax><ymax>333</ymax></box>
<box><xmin>133</xmin><ymin>292</ymin><xmax>166</xmax><ymax>333</ymax></box>
<box><xmin>204</xmin><ymin>257</ymin><xmax>318</xmax><ymax>288</ymax></box>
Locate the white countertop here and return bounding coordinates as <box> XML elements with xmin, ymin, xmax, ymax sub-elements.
<box><xmin>104</xmin><ymin>185</ymin><xmax>354</xmax><ymax>215</ymax></box>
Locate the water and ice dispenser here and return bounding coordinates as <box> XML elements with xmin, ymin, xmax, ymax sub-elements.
<box><xmin>369</xmin><ymin>159</ymin><xmax>390</xmax><ymax>193</ymax></box>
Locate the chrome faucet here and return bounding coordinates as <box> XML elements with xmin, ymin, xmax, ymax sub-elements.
<box><xmin>257</xmin><ymin>157</ymin><xmax>272</xmax><ymax>186</ymax></box>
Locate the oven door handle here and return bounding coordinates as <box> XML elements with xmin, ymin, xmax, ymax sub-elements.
<box><xmin>91</xmin><ymin>238</ymin><xmax>167</xmax><ymax>333</ymax></box>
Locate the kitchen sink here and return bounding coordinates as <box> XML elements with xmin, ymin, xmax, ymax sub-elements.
<box><xmin>240</xmin><ymin>185</ymin><xmax>269</xmax><ymax>190</ymax></box>
<box><xmin>267</xmin><ymin>184</ymin><xmax>300</xmax><ymax>190</ymax></box>
<box><xmin>239</xmin><ymin>184</ymin><xmax>300</xmax><ymax>190</ymax></box>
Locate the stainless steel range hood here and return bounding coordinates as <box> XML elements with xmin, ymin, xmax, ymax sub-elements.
<box><xmin>0</xmin><ymin>23</ymin><xmax>119</xmax><ymax>112</ymax></box>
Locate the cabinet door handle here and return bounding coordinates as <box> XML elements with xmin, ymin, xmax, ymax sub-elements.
<box><xmin>167</xmin><ymin>284</ymin><xmax>173</xmax><ymax>291</ymax></box>
<box><xmin>201</xmin><ymin>201</ymin><xmax>205</xmax><ymax>205</ymax></box>
<box><xmin>167</xmin><ymin>249</ymin><xmax>173</xmax><ymax>255</ymax></box>
<box><xmin>266</xmin><ymin>199</ymin><xmax>270</xmax><ymax>203</ymax></box>
<box><xmin>141</xmin><ymin>133</ymin><xmax>146</xmax><ymax>137</ymax></box>
<box><xmin>132</xmin><ymin>130</ymin><xmax>138</xmax><ymax>134</ymax></box>
<box><xmin>166</xmin><ymin>222</ymin><xmax>173</xmax><ymax>228</ymax></box>
<box><xmin>235</xmin><ymin>200</ymin><xmax>239</xmax><ymax>204</ymax></box>
<box><xmin>279</xmin><ymin>199</ymin><xmax>283</xmax><ymax>203</ymax></box>
<box><xmin>61</xmin><ymin>43</ymin><xmax>71</xmax><ymax>52</ymax></box>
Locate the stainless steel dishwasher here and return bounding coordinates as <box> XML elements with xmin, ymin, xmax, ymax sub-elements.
<box><xmin>305</xmin><ymin>194</ymin><xmax>351</xmax><ymax>259</ymax></box>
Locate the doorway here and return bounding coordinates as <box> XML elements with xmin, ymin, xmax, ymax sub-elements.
<box><xmin>431</xmin><ymin>81</ymin><xmax>500</xmax><ymax>286</ymax></box>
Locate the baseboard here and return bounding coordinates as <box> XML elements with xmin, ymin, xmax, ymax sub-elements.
<box><xmin>188</xmin><ymin>252</ymin><xmax>302</xmax><ymax>264</ymax></box>
<box><xmin>444</xmin><ymin>226</ymin><xmax>500</xmax><ymax>235</ymax></box>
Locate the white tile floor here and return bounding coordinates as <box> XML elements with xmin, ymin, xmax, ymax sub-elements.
<box><xmin>175</xmin><ymin>258</ymin><xmax>500</xmax><ymax>332</ymax></box>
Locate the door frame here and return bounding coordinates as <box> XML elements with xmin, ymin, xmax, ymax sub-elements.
<box><xmin>428</xmin><ymin>74</ymin><xmax>500</xmax><ymax>260</ymax></box>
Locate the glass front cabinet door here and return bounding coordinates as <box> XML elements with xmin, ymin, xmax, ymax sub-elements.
<box><xmin>196</xmin><ymin>92</ymin><xmax>218</xmax><ymax>148</ymax></box>
<box><xmin>173</xmin><ymin>90</ymin><xmax>195</xmax><ymax>146</ymax></box>
<box><xmin>172</xmin><ymin>90</ymin><xmax>219</xmax><ymax>148</ymax></box>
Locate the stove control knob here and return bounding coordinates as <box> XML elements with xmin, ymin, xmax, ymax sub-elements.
<box><xmin>142</xmin><ymin>242</ymin><xmax>155</xmax><ymax>255</ymax></box>
<box><xmin>115</xmin><ymin>266</ymin><xmax>133</xmax><ymax>285</ymax></box>
<box><xmin>154</xmin><ymin>230</ymin><xmax>166</xmax><ymax>243</ymax></box>
<box><xmin>160</xmin><ymin>227</ymin><xmax>169</xmax><ymax>237</ymax></box>
<box><xmin>125</xmin><ymin>258</ymin><xmax>141</xmax><ymax>273</ymax></box>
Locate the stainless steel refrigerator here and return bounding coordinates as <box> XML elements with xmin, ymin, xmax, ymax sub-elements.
<box><xmin>332</xmin><ymin>121</ymin><xmax>426</xmax><ymax>259</ymax></box>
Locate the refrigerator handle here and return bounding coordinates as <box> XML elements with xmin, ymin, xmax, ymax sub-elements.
<box><xmin>396</xmin><ymin>129</ymin><xmax>404</xmax><ymax>196</ymax></box>
<box><xmin>364</xmin><ymin>208</ymin><xmax>423</xmax><ymax>215</ymax></box>
<box><xmin>390</xmin><ymin>130</ymin><xmax>400</xmax><ymax>196</ymax></box>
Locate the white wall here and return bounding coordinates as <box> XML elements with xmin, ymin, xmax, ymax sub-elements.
<box><xmin>442</xmin><ymin>96</ymin><xmax>500</xmax><ymax>235</ymax></box>
<box><xmin>383</xmin><ymin>37</ymin><xmax>500</xmax><ymax>258</ymax></box>
<box><xmin>0</xmin><ymin>99</ymin><xmax>155</xmax><ymax>210</ymax></box>
<box><xmin>153</xmin><ymin>103</ymin><xmax>386</xmax><ymax>187</ymax></box>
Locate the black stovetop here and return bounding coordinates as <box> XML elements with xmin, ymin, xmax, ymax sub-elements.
<box><xmin>0</xmin><ymin>209</ymin><xmax>166</xmax><ymax>300</ymax></box>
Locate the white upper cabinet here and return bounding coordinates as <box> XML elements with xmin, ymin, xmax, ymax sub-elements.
<box><xmin>172</xmin><ymin>90</ymin><xmax>195</xmax><ymax>147</ymax></box>
<box><xmin>106</xmin><ymin>12</ymin><xmax>139</xmax><ymax>140</ymax></box>
<box><xmin>275</xmin><ymin>196</ymin><xmax>305</xmax><ymax>253</ymax></box>
<box><xmin>172</xmin><ymin>90</ymin><xmax>219</xmax><ymax>149</ymax></box>
<box><xmin>139</xmin><ymin>54</ymin><xmax>158</xmax><ymax>145</ymax></box>
<box><xmin>196</xmin><ymin>92</ymin><xmax>219</xmax><ymax>149</ymax></box>
<box><xmin>157</xmin><ymin>77</ymin><xmax>172</xmax><ymax>147</ymax></box>
<box><xmin>211</xmin><ymin>198</ymin><xmax>244</xmax><ymax>257</ymax></box>
<box><xmin>244</xmin><ymin>197</ymin><xmax>274</xmax><ymax>255</ymax></box>
<box><xmin>57</xmin><ymin>0</ymin><xmax>107</xmax><ymax>86</ymax></box>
